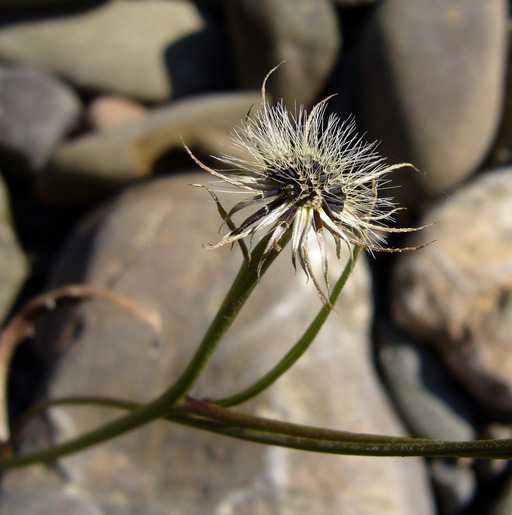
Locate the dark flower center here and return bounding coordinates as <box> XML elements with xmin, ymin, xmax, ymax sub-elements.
<box><xmin>275</xmin><ymin>157</ymin><xmax>346</xmax><ymax>213</ymax></box>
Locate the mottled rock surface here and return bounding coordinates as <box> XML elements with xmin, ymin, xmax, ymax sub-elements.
<box><xmin>2</xmin><ymin>173</ymin><xmax>435</xmax><ymax>514</ymax></box>
<box><xmin>392</xmin><ymin>167</ymin><xmax>512</xmax><ymax>416</ymax></box>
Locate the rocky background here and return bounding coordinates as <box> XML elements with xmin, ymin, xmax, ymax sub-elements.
<box><xmin>0</xmin><ymin>0</ymin><xmax>511</xmax><ymax>513</ymax></box>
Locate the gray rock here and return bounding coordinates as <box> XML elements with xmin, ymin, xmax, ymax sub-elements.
<box><xmin>6</xmin><ymin>173</ymin><xmax>435</xmax><ymax>514</ymax></box>
<box><xmin>392</xmin><ymin>167</ymin><xmax>512</xmax><ymax>416</ymax></box>
<box><xmin>224</xmin><ymin>0</ymin><xmax>341</xmax><ymax>108</ymax></box>
<box><xmin>0</xmin><ymin>0</ymin><xmax>228</xmax><ymax>102</ymax></box>
<box><xmin>377</xmin><ymin>326</ymin><xmax>477</xmax><ymax>441</ymax></box>
<box><xmin>358</xmin><ymin>0</ymin><xmax>507</xmax><ymax>203</ymax></box>
<box><xmin>0</xmin><ymin>173</ymin><xmax>28</xmax><ymax>324</ymax></box>
<box><xmin>430</xmin><ymin>459</ymin><xmax>476</xmax><ymax>515</ymax></box>
<box><xmin>35</xmin><ymin>91</ymin><xmax>263</xmax><ymax>207</ymax></box>
<box><xmin>0</xmin><ymin>64</ymin><xmax>81</xmax><ymax>174</ymax></box>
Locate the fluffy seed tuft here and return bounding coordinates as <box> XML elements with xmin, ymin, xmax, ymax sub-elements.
<box><xmin>185</xmin><ymin>64</ymin><xmax>423</xmax><ymax>303</ymax></box>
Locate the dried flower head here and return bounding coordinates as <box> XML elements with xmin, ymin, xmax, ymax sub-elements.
<box><xmin>184</xmin><ymin>64</ymin><xmax>423</xmax><ymax>303</ymax></box>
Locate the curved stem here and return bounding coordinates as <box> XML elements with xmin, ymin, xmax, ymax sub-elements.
<box><xmin>215</xmin><ymin>246</ymin><xmax>362</xmax><ymax>407</ymax></box>
<box><xmin>0</xmin><ymin>233</ymin><xmax>288</xmax><ymax>469</ymax></box>
<box><xmin>7</xmin><ymin>395</ymin><xmax>512</xmax><ymax>461</ymax></box>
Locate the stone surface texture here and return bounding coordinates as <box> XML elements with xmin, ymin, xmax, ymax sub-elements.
<box><xmin>4</xmin><ymin>173</ymin><xmax>436</xmax><ymax>514</ymax></box>
<box><xmin>392</xmin><ymin>167</ymin><xmax>512</xmax><ymax>416</ymax></box>
<box><xmin>0</xmin><ymin>174</ymin><xmax>28</xmax><ymax>324</ymax></box>
<box><xmin>36</xmin><ymin>91</ymin><xmax>262</xmax><ymax>207</ymax></box>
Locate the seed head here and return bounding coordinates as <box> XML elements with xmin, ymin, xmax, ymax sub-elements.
<box><xmin>185</xmin><ymin>64</ymin><xmax>422</xmax><ymax>303</ymax></box>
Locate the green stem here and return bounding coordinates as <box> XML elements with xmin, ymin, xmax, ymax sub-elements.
<box><xmin>215</xmin><ymin>246</ymin><xmax>362</xmax><ymax>407</ymax></box>
<box><xmin>0</xmin><ymin>234</ymin><xmax>287</xmax><ymax>469</ymax></box>
<box><xmin>167</xmin><ymin>232</ymin><xmax>290</xmax><ymax>401</ymax></box>
<box><xmin>9</xmin><ymin>395</ymin><xmax>512</xmax><ymax>460</ymax></box>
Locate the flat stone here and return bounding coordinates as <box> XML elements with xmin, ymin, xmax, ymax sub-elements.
<box><xmin>225</xmin><ymin>0</ymin><xmax>341</xmax><ymax>108</ymax></box>
<box><xmin>35</xmin><ymin>91</ymin><xmax>263</xmax><ymax>207</ymax></box>
<box><xmin>392</xmin><ymin>167</ymin><xmax>512</xmax><ymax>416</ymax></box>
<box><xmin>0</xmin><ymin>173</ymin><xmax>28</xmax><ymax>324</ymax></box>
<box><xmin>0</xmin><ymin>64</ymin><xmax>81</xmax><ymax>174</ymax></box>
<box><xmin>358</xmin><ymin>0</ymin><xmax>507</xmax><ymax>201</ymax></box>
<box><xmin>0</xmin><ymin>0</ymin><xmax>228</xmax><ymax>102</ymax></box>
<box><xmin>6</xmin><ymin>172</ymin><xmax>435</xmax><ymax>513</ymax></box>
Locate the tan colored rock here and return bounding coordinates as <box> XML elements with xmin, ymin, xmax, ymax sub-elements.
<box><xmin>392</xmin><ymin>167</ymin><xmax>512</xmax><ymax>416</ymax></box>
<box><xmin>35</xmin><ymin>91</ymin><xmax>262</xmax><ymax>207</ymax></box>
<box><xmin>6</xmin><ymin>172</ymin><xmax>436</xmax><ymax>513</ymax></box>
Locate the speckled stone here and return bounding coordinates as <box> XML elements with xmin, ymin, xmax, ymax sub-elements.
<box><xmin>3</xmin><ymin>172</ymin><xmax>435</xmax><ymax>514</ymax></box>
<box><xmin>392</xmin><ymin>167</ymin><xmax>512</xmax><ymax>416</ymax></box>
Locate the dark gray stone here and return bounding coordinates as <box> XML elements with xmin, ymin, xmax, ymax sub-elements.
<box><xmin>334</xmin><ymin>0</ymin><xmax>378</xmax><ymax>5</ymax></box>
<box><xmin>0</xmin><ymin>64</ymin><xmax>81</xmax><ymax>174</ymax></box>
<box><xmin>490</xmin><ymin>469</ymin><xmax>512</xmax><ymax>515</ymax></box>
<box><xmin>358</xmin><ymin>0</ymin><xmax>507</xmax><ymax>204</ymax></box>
<box><xmin>377</xmin><ymin>326</ymin><xmax>477</xmax><ymax>441</ymax></box>
<box><xmin>224</xmin><ymin>0</ymin><xmax>341</xmax><ymax>108</ymax></box>
<box><xmin>0</xmin><ymin>0</ymin><xmax>96</xmax><ymax>12</ymax></box>
<box><xmin>430</xmin><ymin>459</ymin><xmax>476</xmax><ymax>515</ymax></box>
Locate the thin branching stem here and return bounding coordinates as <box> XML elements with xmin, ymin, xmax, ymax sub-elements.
<box><xmin>0</xmin><ymin>233</ymin><xmax>288</xmax><ymax>469</ymax></box>
<box><xmin>214</xmin><ymin>246</ymin><xmax>362</xmax><ymax>407</ymax></box>
<box><xmin>7</xmin><ymin>395</ymin><xmax>512</xmax><ymax>461</ymax></box>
